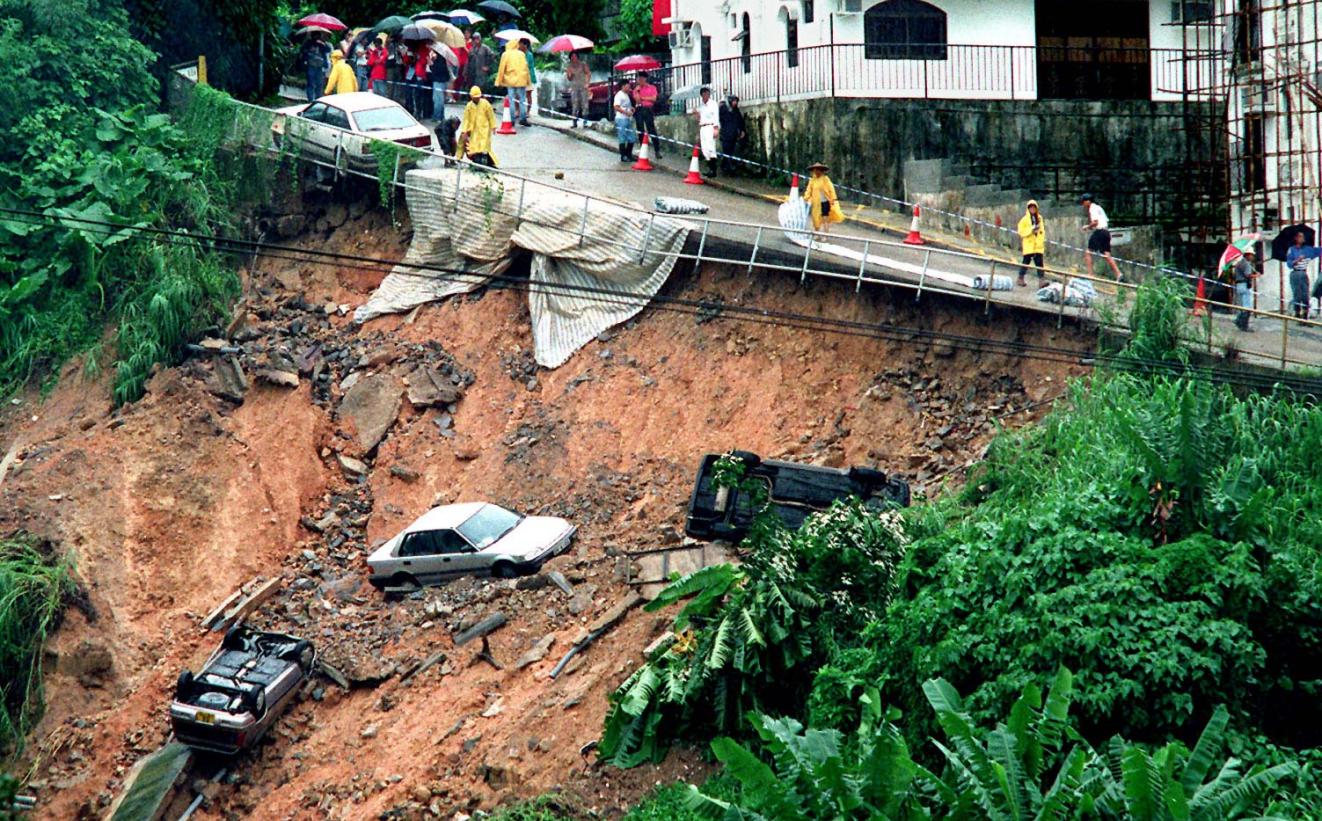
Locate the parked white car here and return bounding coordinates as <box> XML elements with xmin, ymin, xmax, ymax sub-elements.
<box><xmin>271</xmin><ymin>92</ymin><xmax>438</xmax><ymax>172</ymax></box>
<box><xmin>368</xmin><ymin>502</ymin><xmax>576</xmax><ymax>589</ymax></box>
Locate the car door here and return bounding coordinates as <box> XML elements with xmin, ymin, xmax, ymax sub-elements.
<box><xmin>398</xmin><ymin>529</ymin><xmax>478</xmax><ymax>582</ymax></box>
<box><xmin>319</xmin><ymin>104</ymin><xmax>354</xmax><ymax>169</ymax></box>
<box><xmin>288</xmin><ymin>102</ymin><xmax>329</xmax><ymax>159</ymax></box>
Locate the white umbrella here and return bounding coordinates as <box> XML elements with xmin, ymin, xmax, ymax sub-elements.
<box><xmin>494</xmin><ymin>29</ymin><xmax>540</xmax><ymax>44</ymax></box>
<box><xmin>446</xmin><ymin>9</ymin><xmax>486</xmax><ymax>25</ymax></box>
<box><xmin>429</xmin><ymin>42</ymin><xmax>460</xmax><ymax>68</ymax></box>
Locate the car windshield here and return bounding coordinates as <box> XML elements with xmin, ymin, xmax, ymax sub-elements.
<box><xmin>352</xmin><ymin>106</ymin><xmax>417</xmax><ymax>132</ymax></box>
<box><xmin>456</xmin><ymin>505</ymin><xmax>522</xmax><ymax>550</ymax></box>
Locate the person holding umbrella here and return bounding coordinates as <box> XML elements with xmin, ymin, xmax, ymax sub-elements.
<box><xmin>1232</xmin><ymin>247</ymin><xmax>1259</xmax><ymax>331</ymax></box>
<box><xmin>565</xmin><ymin>51</ymin><xmax>590</xmax><ymax>127</ymax></box>
<box><xmin>613</xmin><ymin>78</ymin><xmax>637</xmax><ymax>162</ymax></box>
<box><xmin>634</xmin><ymin>72</ymin><xmax>661</xmax><ymax>158</ymax></box>
<box><xmin>367</xmin><ymin>36</ymin><xmax>388</xmax><ymax>95</ymax></box>
<box><xmin>1284</xmin><ymin>230</ymin><xmax>1320</xmax><ymax>319</ymax></box>
<box><xmin>299</xmin><ymin>32</ymin><xmax>332</xmax><ymax>102</ymax></box>
<box><xmin>458</xmin><ymin>85</ymin><xmax>499</xmax><ymax>167</ymax></box>
<box><xmin>496</xmin><ymin>37</ymin><xmax>531</xmax><ymax>126</ymax></box>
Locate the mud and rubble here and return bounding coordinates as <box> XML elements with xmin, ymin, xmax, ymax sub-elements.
<box><xmin>0</xmin><ymin>207</ymin><xmax>1093</xmax><ymax>819</ymax></box>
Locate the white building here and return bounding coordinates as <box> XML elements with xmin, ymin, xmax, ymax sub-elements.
<box><xmin>658</xmin><ymin>0</ymin><xmax>1219</xmax><ymax>103</ymax></box>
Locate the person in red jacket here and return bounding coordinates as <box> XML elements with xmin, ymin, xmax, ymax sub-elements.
<box><xmin>367</xmin><ymin>37</ymin><xmax>388</xmax><ymax>95</ymax></box>
<box><xmin>452</xmin><ymin>36</ymin><xmax>470</xmax><ymax>103</ymax></box>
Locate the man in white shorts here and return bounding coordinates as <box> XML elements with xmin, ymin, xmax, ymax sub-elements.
<box><xmin>696</xmin><ymin>86</ymin><xmax>721</xmax><ymax>178</ymax></box>
<box><xmin>1080</xmin><ymin>193</ymin><xmax>1124</xmax><ymax>282</ymax></box>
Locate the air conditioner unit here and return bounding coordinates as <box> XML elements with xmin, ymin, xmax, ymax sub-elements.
<box><xmin>840</xmin><ymin>0</ymin><xmax>863</xmax><ymax>13</ymax></box>
<box><xmin>669</xmin><ymin>27</ymin><xmax>693</xmax><ymax>49</ymax></box>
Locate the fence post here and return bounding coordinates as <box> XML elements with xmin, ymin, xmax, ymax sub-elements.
<box><xmin>915</xmin><ymin>249</ymin><xmax>931</xmax><ymax>302</ymax></box>
<box><xmin>746</xmin><ymin>226</ymin><xmax>764</xmax><ymax>277</ymax></box>
<box><xmin>856</xmin><ymin>240</ymin><xmax>870</xmax><ymax>292</ymax></box>
<box><xmin>923</xmin><ymin>58</ymin><xmax>929</xmax><ymax>98</ymax></box>
<box><xmin>1009</xmin><ymin>47</ymin><xmax>1016</xmax><ymax>100</ymax></box>
<box><xmin>1282</xmin><ymin>313</ymin><xmax>1289</xmax><ymax>369</ymax></box>
<box><xmin>453</xmin><ymin>163</ymin><xmax>464</xmax><ymax>212</ymax></box>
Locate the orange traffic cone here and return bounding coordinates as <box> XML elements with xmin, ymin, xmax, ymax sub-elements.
<box><xmin>632</xmin><ymin>134</ymin><xmax>654</xmax><ymax>171</ymax></box>
<box><xmin>788</xmin><ymin>173</ymin><xmax>800</xmax><ymax>200</ymax></box>
<box><xmin>683</xmin><ymin>146</ymin><xmax>704</xmax><ymax>185</ymax></box>
<box><xmin>496</xmin><ymin>97</ymin><xmax>516</xmax><ymax>135</ymax></box>
<box><xmin>903</xmin><ymin>204</ymin><xmax>925</xmax><ymax>245</ymax></box>
<box><xmin>1191</xmin><ymin>275</ymin><xmax>1209</xmax><ymax>316</ymax></box>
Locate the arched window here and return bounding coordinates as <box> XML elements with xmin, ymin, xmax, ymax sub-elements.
<box><xmin>741</xmin><ymin>12</ymin><xmax>752</xmax><ymax>74</ymax></box>
<box><xmin>779</xmin><ymin>7</ymin><xmax>799</xmax><ymax>68</ymax></box>
<box><xmin>864</xmin><ymin>0</ymin><xmax>948</xmax><ymax>60</ymax></box>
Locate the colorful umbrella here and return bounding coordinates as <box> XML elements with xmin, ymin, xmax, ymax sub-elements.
<box><xmin>372</xmin><ymin>15</ymin><xmax>414</xmax><ymax>34</ymax></box>
<box><xmin>413</xmin><ymin>11</ymin><xmax>450</xmax><ymax>21</ymax></box>
<box><xmin>400</xmin><ymin>23</ymin><xmax>437</xmax><ymax>41</ymax></box>
<box><xmin>297</xmin><ymin>12</ymin><xmax>347</xmax><ymax>30</ymax></box>
<box><xmin>446</xmin><ymin>9</ymin><xmax>486</xmax><ymax>25</ymax></box>
<box><xmin>417</xmin><ymin>18</ymin><xmax>467</xmax><ymax>47</ymax></box>
<box><xmin>494</xmin><ymin>29</ymin><xmax>539</xmax><ymax>44</ymax></box>
<box><xmin>614</xmin><ymin>54</ymin><xmax>662</xmax><ymax>72</ymax></box>
<box><xmin>1218</xmin><ymin>235</ymin><xmax>1261</xmax><ymax>275</ymax></box>
<box><xmin>429</xmin><ymin>42</ymin><xmax>460</xmax><ymax>68</ymax></box>
<box><xmin>476</xmin><ymin>0</ymin><xmax>520</xmax><ymax>18</ymax></box>
<box><xmin>538</xmin><ymin>34</ymin><xmax>594</xmax><ymax>53</ymax></box>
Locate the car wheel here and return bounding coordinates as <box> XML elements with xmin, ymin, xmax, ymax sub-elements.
<box><xmin>280</xmin><ymin>639</ymin><xmax>313</xmax><ymax>665</ymax></box>
<box><xmin>391</xmin><ymin>573</ymin><xmax>420</xmax><ymax>590</ymax></box>
<box><xmin>175</xmin><ymin>669</ymin><xmax>194</xmax><ymax>699</ymax></box>
<box><xmin>222</xmin><ymin>624</ymin><xmax>247</xmax><ymax>651</ymax></box>
<box><xmin>885</xmin><ymin>478</ymin><xmax>912</xmax><ymax>508</ymax></box>
<box><xmin>492</xmin><ymin>562</ymin><xmax>518</xmax><ymax>579</ymax></box>
<box><xmin>729</xmin><ymin>450</ymin><xmax>762</xmax><ymax>469</ymax></box>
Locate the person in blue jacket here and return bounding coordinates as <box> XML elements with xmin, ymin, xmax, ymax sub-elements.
<box><xmin>1286</xmin><ymin>230</ymin><xmax>1321</xmax><ymax>318</ymax></box>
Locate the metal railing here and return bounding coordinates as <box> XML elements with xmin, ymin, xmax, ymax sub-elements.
<box><xmin>177</xmin><ymin>70</ymin><xmax>1322</xmax><ymax>374</ymax></box>
<box><xmin>641</xmin><ymin>43</ymin><xmax>1226</xmax><ymax>108</ymax></box>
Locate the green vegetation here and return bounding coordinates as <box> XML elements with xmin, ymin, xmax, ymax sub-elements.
<box><xmin>0</xmin><ymin>0</ymin><xmax>248</xmax><ymax>403</ymax></box>
<box><xmin>0</xmin><ymin>536</ymin><xmax>74</xmax><ymax>756</ymax></box>
<box><xmin>602</xmin><ymin>279</ymin><xmax>1322</xmax><ymax>815</ymax></box>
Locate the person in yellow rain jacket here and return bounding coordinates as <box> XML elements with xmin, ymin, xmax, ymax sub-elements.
<box><xmin>458</xmin><ymin>86</ymin><xmax>498</xmax><ymax>167</ymax></box>
<box><xmin>495</xmin><ymin>38</ymin><xmax>531</xmax><ymax>125</ymax></box>
<box><xmin>323</xmin><ymin>50</ymin><xmax>358</xmax><ymax>95</ymax></box>
<box><xmin>1016</xmin><ymin>199</ymin><xmax>1046</xmax><ymax>287</ymax></box>
<box><xmin>803</xmin><ymin>162</ymin><xmax>844</xmax><ymax>234</ymax></box>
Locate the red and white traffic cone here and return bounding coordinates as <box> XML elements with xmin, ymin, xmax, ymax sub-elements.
<box><xmin>683</xmin><ymin>146</ymin><xmax>705</xmax><ymax>185</ymax></box>
<box><xmin>903</xmin><ymin>204</ymin><xmax>925</xmax><ymax>245</ymax></box>
<box><xmin>632</xmin><ymin>133</ymin><xmax>654</xmax><ymax>171</ymax></box>
<box><xmin>496</xmin><ymin>97</ymin><xmax>517</xmax><ymax>135</ymax></box>
<box><xmin>788</xmin><ymin>173</ymin><xmax>800</xmax><ymax>200</ymax></box>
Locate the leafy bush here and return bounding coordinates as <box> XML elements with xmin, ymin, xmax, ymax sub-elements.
<box><xmin>600</xmin><ymin>480</ymin><xmax>908</xmax><ymax>766</ymax></box>
<box><xmin>878</xmin><ymin>374</ymin><xmax>1322</xmax><ymax>750</ymax></box>
<box><xmin>687</xmin><ymin>669</ymin><xmax>1298</xmax><ymax>820</ymax></box>
<box><xmin>0</xmin><ymin>535</ymin><xmax>74</xmax><ymax>756</ymax></box>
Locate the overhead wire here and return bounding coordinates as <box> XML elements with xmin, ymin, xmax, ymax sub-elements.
<box><xmin>2</xmin><ymin>205</ymin><xmax>1319</xmax><ymax>396</ymax></box>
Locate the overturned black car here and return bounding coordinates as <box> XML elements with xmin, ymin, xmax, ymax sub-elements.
<box><xmin>684</xmin><ymin>450</ymin><xmax>911</xmax><ymax>542</ymax></box>
<box><xmin>170</xmin><ymin>626</ymin><xmax>315</xmax><ymax>755</ymax></box>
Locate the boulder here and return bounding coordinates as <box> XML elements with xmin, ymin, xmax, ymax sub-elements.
<box><xmin>340</xmin><ymin>372</ymin><xmax>404</xmax><ymax>452</ymax></box>
<box><xmin>406</xmin><ymin>366</ymin><xmax>464</xmax><ymax>409</ymax></box>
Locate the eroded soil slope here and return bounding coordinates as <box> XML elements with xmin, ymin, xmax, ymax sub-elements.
<box><xmin>1</xmin><ymin>209</ymin><xmax>1092</xmax><ymax>819</ymax></box>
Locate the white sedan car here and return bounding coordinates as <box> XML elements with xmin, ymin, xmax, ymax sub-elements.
<box><xmin>271</xmin><ymin>92</ymin><xmax>438</xmax><ymax>172</ymax></box>
<box><xmin>368</xmin><ymin>503</ymin><xmax>576</xmax><ymax>590</ymax></box>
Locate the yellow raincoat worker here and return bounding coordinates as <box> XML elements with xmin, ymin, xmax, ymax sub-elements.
<box><xmin>324</xmin><ymin>50</ymin><xmax>358</xmax><ymax>95</ymax></box>
<box><xmin>1016</xmin><ymin>199</ymin><xmax>1046</xmax><ymax>287</ymax></box>
<box><xmin>803</xmin><ymin>162</ymin><xmax>844</xmax><ymax>234</ymax></box>
<box><xmin>458</xmin><ymin>86</ymin><xmax>499</xmax><ymax>167</ymax></box>
<box><xmin>495</xmin><ymin>39</ymin><xmax>531</xmax><ymax>124</ymax></box>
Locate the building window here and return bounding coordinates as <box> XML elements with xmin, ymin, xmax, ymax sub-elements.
<box><xmin>741</xmin><ymin>12</ymin><xmax>751</xmax><ymax>74</ymax></box>
<box><xmin>701</xmin><ymin>34</ymin><xmax>713</xmax><ymax>84</ymax></box>
<box><xmin>1242</xmin><ymin>114</ymin><xmax>1266</xmax><ymax>193</ymax></box>
<box><xmin>786</xmin><ymin>18</ymin><xmax>799</xmax><ymax>67</ymax></box>
<box><xmin>864</xmin><ymin>0</ymin><xmax>948</xmax><ymax>61</ymax></box>
<box><xmin>804</xmin><ymin>0</ymin><xmax>814</xmax><ymax>23</ymax></box>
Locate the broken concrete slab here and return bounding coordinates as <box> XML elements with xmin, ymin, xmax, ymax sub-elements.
<box><xmin>207</xmin><ymin>355</ymin><xmax>248</xmax><ymax>403</ymax></box>
<box><xmin>454</xmin><ymin>613</ymin><xmax>507</xmax><ymax>647</ymax></box>
<box><xmin>514</xmin><ymin>635</ymin><xmax>556</xmax><ymax>670</ymax></box>
<box><xmin>546</xmin><ymin>571</ymin><xmax>574</xmax><ymax>596</ymax></box>
<box><xmin>340</xmin><ymin>372</ymin><xmax>404</xmax><ymax>452</ymax></box>
<box><xmin>406</xmin><ymin>366</ymin><xmax>465</xmax><ymax>409</ymax></box>
<box><xmin>256</xmin><ymin>368</ymin><xmax>300</xmax><ymax>388</ymax></box>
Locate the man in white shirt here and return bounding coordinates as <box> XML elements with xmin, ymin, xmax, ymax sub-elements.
<box><xmin>1080</xmin><ymin>194</ymin><xmax>1123</xmax><ymax>282</ymax></box>
<box><xmin>695</xmin><ymin>86</ymin><xmax>721</xmax><ymax>177</ymax></box>
<box><xmin>613</xmin><ymin>80</ymin><xmax>637</xmax><ymax>162</ymax></box>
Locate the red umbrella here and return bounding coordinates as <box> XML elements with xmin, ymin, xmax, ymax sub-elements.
<box><xmin>614</xmin><ymin>54</ymin><xmax>662</xmax><ymax>72</ymax></box>
<box><xmin>297</xmin><ymin>12</ymin><xmax>347</xmax><ymax>31</ymax></box>
<box><xmin>539</xmin><ymin>34</ymin><xmax>595</xmax><ymax>53</ymax></box>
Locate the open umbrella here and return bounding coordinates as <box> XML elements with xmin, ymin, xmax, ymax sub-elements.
<box><xmin>614</xmin><ymin>54</ymin><xmax>662</xmax><ymax>72</ymax></box>
<box><xmin>400</xmin><ymin>23</ymin><xmax>437</xmax><ymax>41</ymax></box>
<box><xmin>494</xmin><ymin>29</ymin><xmax>539</xmax><ymax>44</ymax></box>
<box><xmin>297</xmin><ymin>12</ymin><xmax>347</xmax><ymax>30</ymax></box>
<box><xmin>446</xmin><ymin>9</ymin><xmax>486</xmax><ymax>25</ymax></box>
<box><xmin>413</xmin><ymin>10</ymin><xmax>450</xmax><ymax>21</ymax></box>
<box><xmin>538</xmin><ymin>34</ymin><xmax>594</xmax><ymax>53</ymax></box>
<box><xmin>429</xmin><ymin>42</ymin><xmax>460</xmax><ymax>68</ymax></box>
<box><xmin>1271</xmin><ymin>224</ymin><xmax>1317</xmax><ymax>262</ymax></box>
<box><xmin>1218</xmin><ymin>235</ymin><xmax>1262</xmax><ymax>276</ymax></box>
<box><xmin>372</xmin><ymin>15</ymin><xmax>414</xmax><ymax>34</ymax></box>
<box><xmin>417</xmin><ymin>18</ymin><xmax>467</xmax><ymax>47</ymax></box>
<box><xmin>476</xmin><ymin>0</ymin><xmax>520</xmax><ymax>19</ymax></box>
<box><xmin>294</xmin><ymin>25</ymin><xmax>333</xmax><ymax>36</ymax></box>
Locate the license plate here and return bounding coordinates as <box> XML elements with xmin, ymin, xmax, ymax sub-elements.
<box><xmin>194</xmin><ymin>710</ymin><xmax>216</xmax><ymax>725</ymax></box>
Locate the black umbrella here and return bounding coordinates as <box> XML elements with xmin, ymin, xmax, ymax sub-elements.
<box><xmin>476</xmin><ymin>0</ymin><xmax>520</xmax><ymax>19</ymax></box>
<box><xmin>412</xmin><ymin>10</ymin><xmax>450</xmax><ymax>21</ymax></box>
<box><xmin>399</xmin><ymin>23</ymin><xmax>437</xmax><ymax>41</ymax></box>
<box><xmin>1271</xmin><ymin>223</ymin><xmax>1317</xmax><ymax>262</ymax></box>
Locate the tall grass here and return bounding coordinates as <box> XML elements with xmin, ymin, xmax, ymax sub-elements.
<box><xmin>0</xmin><ymin>535</ymin><xmax>74</xmax><ymax>757</ymax></box>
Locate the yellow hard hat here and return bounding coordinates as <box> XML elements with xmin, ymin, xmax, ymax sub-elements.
<box><xmin>470</xmin><ymin>85</ymin><xmax>482</xmax><ymax>98</ymax></box>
